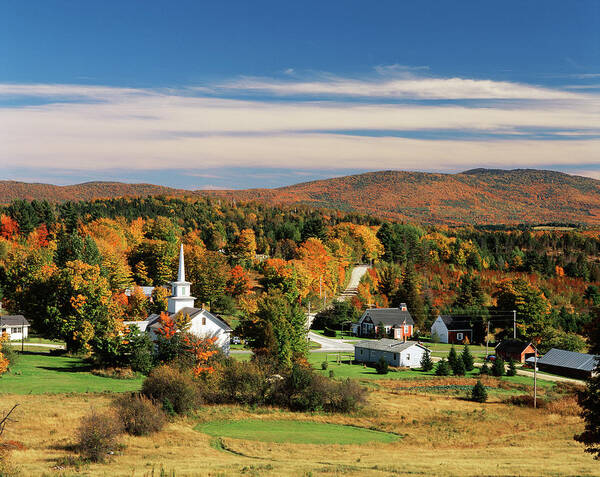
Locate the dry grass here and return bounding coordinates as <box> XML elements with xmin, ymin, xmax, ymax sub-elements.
<box><xmin>0</xmin><ymin>380</ymin><xmax>596</xmax><ymax>476</ymax></box>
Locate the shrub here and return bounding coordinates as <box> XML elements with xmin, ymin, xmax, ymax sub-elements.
<box><xmin>141</xmin><ymin>365</ymin><xmax>198</xmax><ymax>415</ymax></box>
<box><xmin>505</xmin><ymin>394</ymin><xmax>547</xmax><ymax>408</ymax></box>
<box><xmin>471</xmin><ymin>380</ymin><xmax>488</xmax><ymax>403</ymax></box>
<box><xmin>323</xmin><ymin>327</ymin><xmax>337</xmax><ymax>338</ymax></box>
<box><xmin>329</xmin><ymin>370</ymin><xmax>334</xmax><ymax>378</ymax></box>
<box><xmin>1</xmin><ymin>343</ymin><xmax>17</xmax><ymax>367</ymax></box>
<box><xmin>76</xmin><ymin>410</ymin><xmax>123</xmax><ymax>462</ymax></box>
<box><xmin>126</xmin><ymin>330</ymin><xmax>154</xmax><ymax>374</ymax></box>
<box><xmin>375</xmin><ymin>357</ymin><xmax>389</xmax><ymax>375</ymax></box>
<box><xmin>205</xmin><ymin>359</ymin><xmax>271</xmax><ymax>406</ymax></box>
<box><xmin>461</xmin><ymin>345</ymin><xmax>474</xmax><ymax>371</ymax></box>
<box><xmin>321</xmin><ymin>361</ymin><xmax>329</xmax><ymax>370</ymax></box>
<box><xmin>480</xmin><ymin>362</ymin><xmax>490</xmax><ymax>375</ymax></box>
<box><xmin>420</xmin><ymin>352</ymin><xmax>434</xmax><ymax>371</ymax></box>
<box><xmin>113</xmin><ymin>393</ymin><xmax>166</xmax><ymax>436</ymax></box>
<box><xmin>435</xmin><ymin>359</ymin><xmax>450</xmax><ymax>376</ymax></box>
<box><xmin>492</xmin><ymin>357</ymin><xmax>505</xmax><ymax>377</ymax></box>
<box><xmin>506</xmin><ymin>358</ymin><xmax>517</xmax><ymax>376</ymax></box>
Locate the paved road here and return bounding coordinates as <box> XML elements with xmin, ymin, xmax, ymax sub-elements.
<box><xmin>307</xmin><ymin>331</ymin><xmax>354</xmax><ymax>352</ymax></box>
<box><xmin>17</xmin><ymin>342</ymin><xmax>65</xmax><ymax>349</ymax></box>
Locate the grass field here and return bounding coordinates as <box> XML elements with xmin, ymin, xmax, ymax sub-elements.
<box><xmin>196</xmin><ymin>419</ymin><xmax>399</xmax><ymax>444</ymax></box>
<box><xmin>0</xmin><ymin>351</ymin><xmax>143</xmax><ymax>394</ymax></box>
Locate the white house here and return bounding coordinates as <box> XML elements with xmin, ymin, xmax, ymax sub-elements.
<box><xmin>125</xmin><ymin>244</ymin><xmax>233</xmax><ymax>355</ymax></box>
<box><xmin>0</xmin><ymin>315</ymin><xmax>30</xmax><ymax>341</ymax></box>
<box><xmin>430</xmin><ymin>315</ymin><xmax>473</xmax><ymax>344</ymax></box>
<box><xmin>354</xmin><ymin>339</ymin><xmax>430</xmax><ymax>368</ymax></box>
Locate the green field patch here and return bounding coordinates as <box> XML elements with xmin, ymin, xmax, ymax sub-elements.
<box><xmin>0</xmin><ymin>351</ymin><xmax>143</xmax><ymax>394</ymax></box>
<box><xmin>196</xmin><ymin>419</ymin><xmax>400</xmax><ymax>445</ymax></box>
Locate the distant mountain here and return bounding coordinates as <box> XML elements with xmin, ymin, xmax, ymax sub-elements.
<box><xmin>2</xmin><ymin>169</ymin><xmax>600</xmax><ymax>225</ymax></box>
<box><xmin>0</xmin><ymin>181</ymin><xmax>183</xmax><ymax>203</ymax></box>
<box><xmin>203</xmin><ymin>169</ymin><xmax>600</xmax><ymax>225</ymax></box>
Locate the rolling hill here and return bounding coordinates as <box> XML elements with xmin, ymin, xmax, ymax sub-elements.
<box><xmin>2</xmin><ymin>169</ymin><xmax>600</xmax><ymax>226</ymax></box>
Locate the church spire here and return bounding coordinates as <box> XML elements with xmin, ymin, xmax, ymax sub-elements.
<box><xmin>177</xmin><ymin>243</ymin><xmax>185</xmax><ymax>282</ymax></box>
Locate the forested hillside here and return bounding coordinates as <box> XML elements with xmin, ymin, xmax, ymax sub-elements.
<box><xmin>2</xmin><ymin>168</ymin><xmax>600</xmax><ymax>225</ymax></box>
<box><xmin>0</xmin><ymin>195</ymin><xmax>598</xmax><ymax>358</ymax></box>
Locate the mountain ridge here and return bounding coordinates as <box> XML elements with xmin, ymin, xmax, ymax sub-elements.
<box><xmin>2</xmin><ymin>169</ymin><xmax>599</xmax><ymax>226</ymax></box>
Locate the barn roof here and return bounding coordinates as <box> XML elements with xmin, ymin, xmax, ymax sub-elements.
<box><xmin>354</xmin><ymin>339</ymin><xmax>429</xmax><ymax>353</ymax></box>
<box><xmin>437</xmin><ymin>315</ymin><xmax>472</xmax><ymax>331</ymax></box>
<box><xmin>495</xmin><ymin>339</ymin><xmax>533</xmax><ymax>354</ymax></box>
<box><xmin>361</xmin><ymin>308</ymin><xmax>414</xmax><ymax>326</ymax></box>
<box><xmin>0</xmin><ymin>315</ymin><xmax>30</xmax><ymax>327</ymax></box>
<box><xmin>537</xmin><ymin>348</ymin><xmax>598</xmax><ymax>372</ymax></box>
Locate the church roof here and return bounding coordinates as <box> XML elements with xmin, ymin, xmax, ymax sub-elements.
<box><xmin>147</xmin><ymin>308</ymin><xmax>233</xmax><ymax>332</ymax></box>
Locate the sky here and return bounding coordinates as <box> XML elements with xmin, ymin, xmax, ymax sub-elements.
<box><xmin>0</xmin><ymin>0</ymin><xmax>599</xmax><ymax>189</ymax></box>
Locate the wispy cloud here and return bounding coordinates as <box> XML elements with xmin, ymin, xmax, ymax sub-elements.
<box><xmin>0</xmin><ymin>72</ymin><xmax>598</xmax><ymax>182</ymax></box>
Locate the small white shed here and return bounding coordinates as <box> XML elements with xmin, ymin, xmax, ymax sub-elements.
<box><xmin>0</xmin><ymin>315</ymin><xmax>30</xmax><ymax>341</ymax></box>
<box><xmin>354</xmin><ymin>339</ymin><xmax>430</xmax><ymax>368</ymax></box>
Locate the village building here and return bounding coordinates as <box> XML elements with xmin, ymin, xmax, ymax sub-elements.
<box><xmin>430</xmin><ymin>315</ymin><xmax>473</xmax><ymax>344</ymax></box>
<box><xmin>352</xmin><ymin>304</ymin><xmax>414</xmax><ymax>339</ymax></box>
<box><xmin>354</xmin><ymin>339</ymin><xmax>430</xmax><ymax>368</ymax></box>
<box><xmin>0</xmin><ymin>315</ymin><xmax>30</xmax><ymax>341</ymax></box>
<box><xmin>535</xmin><ymin>348</ymin><xmax>598</xmax><ymax>380</ymax></box>
<box><xmin>495</xmin><ymin>339</ymin><xmax>537</xmax><ymax>363</ymax></box>
<box><xmin>125</xmin><ymin>244</ymin><xmax>232</xmax><ymax>355</ymax></box>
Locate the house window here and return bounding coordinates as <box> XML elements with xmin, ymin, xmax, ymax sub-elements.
<box><xmin>404</xmin><ymin>325</ymin><xmax>409</xmax><ymax>334</ymax></box>
<box><xmin>360</xmin><ymin>349</ymin><xmax>363</xmax><ymax>354</ymax></box>
<box><xmin>456</xmin><ymin>332</ymin><xmax>463</xmax><ymax>341</ymax></box>
<box><xmin>11</xmin><ymin>328</ymin><xmax>21</xmax><ymax>334</ymax></box>
<box><xmin>202</xmin><ymin>317</ymin><xmax>206</xmax><ymax>326</ymax></box>
<box><xmin>407</xmin><ymin>353</ymin><xmax>410</xmax><ymax>361</ymax></box>
<box><xmin>394</xmin><ymin>353</ymin><xmax>397</xmax><ymax>359</ymax></box>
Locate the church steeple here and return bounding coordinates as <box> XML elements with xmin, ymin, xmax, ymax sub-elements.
<box><xmin>167</xmin><ymin>243</ymin><xmax>195</xmax><ymax>314</ymax></box>
<box><xmin>177</xmin><ymin>243</ymin><xmax>185</xmax><ymax>282</ymax></box>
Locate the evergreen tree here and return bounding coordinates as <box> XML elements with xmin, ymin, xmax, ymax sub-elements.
<box><xmin>506</xmin><ymin>358</ymin><xmax>517</xmax><ymax>376</ymax></box>
<box><xmin>394</xmin><ymin>262</ymin><xmax>426</xmax><ymax>328</ymax></box>
<box><xmin>575</xmin><ymin>308</ymin><xmax>600</xmax><ymax>458</ymax></box>
<box><xmin>480</xmin><ymin>361</ymin><xmax>490</xmax><ymax>375</ymax></box>
<box><xmin>376</xmin><ymin>357</ymin><xmax>389</xmax><ymax>375</ymax></box>
<box><xmin>447</xmin><ymin>345</ymin><xmax>459</xmax><ymax>370</ymax></box>
<box><xmin>452</xmin><ymin>357</ymin><xmax>466</xmax><ymax>376</ymax></box>
<box><xmin>492</xmin><ymin>356</ymin><xmax>505</xmax><ymax>377</ymax></box>
<box><xmin>471</xmin><ymin>380</ymin><xmax>488</xmax><ymax>403</ymax></box>
<box><xmin>461</xmin><ymin>345</ymin><xmax>474</xmax><ymax>371</ymax></box>
<box><xmin>435</xmin><ymin>358</ymin><xmax>450</xmax><ymax>376</ymax></box>
<box><xmin>420</xmin><ymin>351</ymin><xmax>434</xmax><ymax>372</ymax></box>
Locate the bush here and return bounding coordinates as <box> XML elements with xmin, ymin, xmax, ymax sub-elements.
<box><xmin>77</xmin><ymin>410</ymin><xmax>123</xmax><ymax>462</ymax></box>
<box><xmin>113</xmin><ymin>393</ymin><xmax>166</xmax><ymax>436</ymax></box>
<box><xmin>321</xmin><ymin>361</ymin><xmax>328</xmax><ymax>370</ymax></box>
<box><xmin>126</xmin><ymin>330</ymin><xmax>154</xmax><ymax>374</ymax></box>
<box><xmin>480</xmin><ymin>362</ymin><xmax>490</xmax><ymax>375</ymax></box>
<box><xmin>461</xmin><ymin>345</ymin><xmax>474</xmax><ymax>371</ymax></box>
<box><xmin>504</xmin><ymin>394</ymin><xmax>547</xmax><ymax>408</ymax></box>
<box><xmin>204</xmin><ymin>359</ymin><xmax>271</xmax><ymax>406</ymax></box>
<box><xmin>1</xmin><ymin>343</ymin><xmax>17</xmax><ymax>367</ymax></box>
<box><xmin>431</xmin><ymin>332</ymin><xmax>441</xmax><ymax>343</ymax></box>
<box><xmin>420</xmin><ymin>352</ymin><xmax>434</xmax><ymax>372</ymax></box>
<box><xmin>375</xmin><ymin>357</ymin><xmax>389</xmax><ymax>375</ymax></box>
<box><xmin>471</xmin><ymin>380</ymin><xmax>488</xmax><ymax>403</ymax></box>
<box><xmin>506</xmin><ymin>358</ymin><xmax>517</xmax><ymax>376</ymax></box>
<box><xmin>435</xmin><ymin>359</ymin><xmax>450</xmax><ymax>376</ymax></box>
<box><xmin>329</xmin><ymin>370</ymin><xmax>334</xmax><ymax>378</ymax></box>
<box><xmin>141</xmin><ymin>365</ymin><xmax>198</xmax><ymax>415</ymax></box>
<box><xmin>492</xmin><ymin>357</ymin><xmax>505</xmax><ymax>377</ymax></box>
<box><xmin>323</xmin><ymin>327</ymin><xmax>337</xmax><ymax>337</ymax></box>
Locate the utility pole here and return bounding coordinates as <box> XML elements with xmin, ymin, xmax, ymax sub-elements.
<box><xmin>513</xmin><ymin>310</ymin><xmax>517</xmax><ymax>339</ymax></box>
<box><xmin>21</xmin><ymin>316</ymin><xmax>24</xmax><ymax>353</ymax></box>
<box><xmin>533</xmin><ymin>346</ymin><xmax>538</xmax><ymax>409</ymax></box>
<box><xmin>485</xmin><ymin>320</ymin><xmax>490</xmax><ymax>358</ymax></box>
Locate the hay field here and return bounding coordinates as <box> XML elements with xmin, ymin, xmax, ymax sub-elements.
<box><xmin>0</xmin><ymin>378</ymin><xmax>596</xmax><ymax>477</ymax></box>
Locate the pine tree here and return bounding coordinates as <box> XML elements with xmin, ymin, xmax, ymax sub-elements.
<box><xmin>492</xmin><ymin>356</ymin><xmax>505</xmax><ymax>377</ymax></box>
<box><xmin>480</xmin><ymin>361</ymin><xmax>490</xmax><ymax>375</ymax></box>
<box><xmin>471</xmin><ymin>380</ymin><xmax>488</xmax><ymax>403</ymax></box>
<box><xmin>448</xmin><ymin>345</ymin><xmax>458</xmax><ymax>370</ymax></box>
<box><xmin>420</xmin><ymin>352</ymin><xmax>434</xmax><ymax>372</ymax></box>
<box><xmin>506</xmin><ymin>358</ymin><xmax>517</xmax><ymax>376</ymax></box>
<box><xmin>435</xmin><ymin>358</ymin><xmax>450</xmax><ymax>376</ymax></box>
<box><xmin>461</xmin><ymin>345</ymin><xmax>474</xmax><ymax>371</ymax></box>
<box><xmin>452</xmin><ymin>357</ymin><xmax>466</xmax><ymax>376</ymax></box>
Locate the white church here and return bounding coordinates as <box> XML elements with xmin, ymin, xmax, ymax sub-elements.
<box><xmin>125</xmin><ymin>244</ymin><xmax>232</xmax><ymax>355</ymax></box>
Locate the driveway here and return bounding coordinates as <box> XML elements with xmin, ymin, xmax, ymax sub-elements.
<box><xmin>308</xmin><ymin>331</ymin><xmax>355</xmax><ymax>352</ymax></box>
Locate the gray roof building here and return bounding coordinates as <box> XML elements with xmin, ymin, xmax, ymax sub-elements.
<box><xmin>354</xmin><ymin>339</ymin><xmax>427</xmax><ymax>353</ymax></box>
<box><xmin>537</xmin><ymin>348</ymin><xmax>599</xmax><ymax>379</ymax></box>
<box><xmin>0</xmin><ymin>315</ymin><xmax>30</xmax><ymax>327</ymax></box>
<box><xmin>360</xmin><ymin>307</ymin><xmax>414</xmax><ymax>327</ymax></box>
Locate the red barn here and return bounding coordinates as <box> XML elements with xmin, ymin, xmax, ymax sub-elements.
<box><xmin>495</xmin><ymin>339</ymin><xmax>537</xmax><ymax>363</ymax></box>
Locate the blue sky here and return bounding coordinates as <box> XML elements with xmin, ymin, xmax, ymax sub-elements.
<box><xmin>1</xmin><ymin>0</ymin><xmax>599</xmax><ymax>189</ymax></box>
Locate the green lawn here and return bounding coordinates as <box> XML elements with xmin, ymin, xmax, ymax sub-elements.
<box><xmin>0</xmin><ymin>351</ymin><xmax>143</xmax><ymax>394</ymax></box>
<box><xmin>196</xmin><ymin>419</ymin><xmax>399</xmax><ymax>445</ymax></box>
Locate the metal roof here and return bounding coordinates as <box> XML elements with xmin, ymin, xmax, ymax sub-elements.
<box><xmin>360</xmin><ymin>308</ymin><xmax>414</xmax><ymax>326</ymax></box>
<box><xmin>537</xmin><ymin>348</ymin><xmax>598</xmax><ymax>372</ymax></box>
<box><xmin>495</xmin><ymin>339</ymin><xmax>533</xmax><ymax>354</ymax></box>
<box><xmin>438</xmin><ymin>315</ymin><xmax>472</xmax><ymax>331</ymax></box>
<box><xmin>0</xmin><ymin>315</ymin><xmax>30</xmax><ymax>326</ymax></box>
<box><xmin>354</xmin><ymin>339</ymin><xmax>429</xmax><ymax>353</ymax></box>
